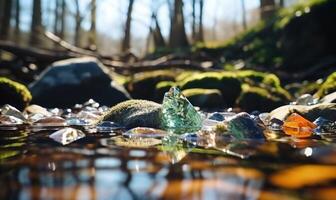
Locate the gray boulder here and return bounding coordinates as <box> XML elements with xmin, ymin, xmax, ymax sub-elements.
<box><xmin>29</xmin><ymin>57</ymin><xmax>131</xmax><ymax>108</ymax></box>
<box><xmin>270</xmin><ymin>103</ymin><xmax>336</xmax><ymax>121</ymax></box>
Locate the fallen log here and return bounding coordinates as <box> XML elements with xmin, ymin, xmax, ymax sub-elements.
<box><xmin>0</xmin><ymin>40</ymin><xmax>74</xmax><ymax>63</ymax></box>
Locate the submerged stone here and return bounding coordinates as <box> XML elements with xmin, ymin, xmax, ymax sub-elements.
<box><xmin>314</xmin><ymin>117</ymin><xmax>336</xmax><ymax>134</ymax></box>
<box><xmin>104</xmin><ymin>136</ymin><xmax>161</xmax><ymax>148</ymax></box>
<box><xmin>227</xmin><ymin>113</ymin><xmax>265</xmax><ymax>140</ymax></box>
<box><xmin>161</xmin><ymin>87</ymin><xmax>202</xmax><ymax>134</ymax></box>
<box><xmin>96</xmin><ymin>121</ymin><xmax>122</xmax><ymax>133</ymax></box>
<box><xmin>123</xmin><ymin>127</ymin><xmax>168</xmax><ymax>139</ymax></box>
<box><xmin>49</xmin><ymin>127</ymin><xmax>85</xmax><ymax>145</ymax></box>
<box><xmin>282</xmin><ymin>113</ymin><xmax>317</xmax><ymax>138</ymax></box>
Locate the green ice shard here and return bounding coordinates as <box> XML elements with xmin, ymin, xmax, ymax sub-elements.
<box><xmin>161</xmin><ymin>87</ymin><xmax>203</xmax><ymax>134</ymax></box>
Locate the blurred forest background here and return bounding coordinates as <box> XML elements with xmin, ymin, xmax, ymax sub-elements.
<box><xmin>0</xmin><ymin>0</ymin><xmax>298</xmax><ymax>56</ymax></box>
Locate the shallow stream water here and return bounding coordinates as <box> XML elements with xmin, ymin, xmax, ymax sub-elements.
<box><xmin>1</xmin><ymin>127</ymin><xmax>336</xmax><ymax>200</ymax></box>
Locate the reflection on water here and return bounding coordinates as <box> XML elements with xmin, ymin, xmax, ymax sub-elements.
<box><xmin>1</xmin><ymin>128</ymin><xmax>336</xmax><ymax>200</ymax></box>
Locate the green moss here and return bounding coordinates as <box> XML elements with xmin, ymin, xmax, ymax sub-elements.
<box><xmin>99</xmin><ymin>100</ymin><xmax>162</xmax><ymax>128</ymax></box>
<box><xmin>182</xmin><ymin>88</ymin><xmax>223</xmax><ymax>108</ymax></box>
<box><xmin>179</xmin><ymin>72</ymin><xmax>241</xmax><ymax>106</ymax></box>
<box><xmin>175</xmin><ymin>71</ymin><xmax>197</xmax><ymax>82</ymax></box>
<box><xmin>194</xmin><ymin>0</ymin><xmax>332</xmax><ymax>70</ymax></box>
<box><xmin>237</xmin><ymin>84</ymin><xmax>287</xmax><ymax>112</ymax></box>
<box><xmin>127</xmin><ymin>70</ymin><xmax>176</xmax><ymax>100</ymax></box>
<box><xmin>0</xmin><ymin>77</ymin><xmax>32</xmax><ymax>110</ymax></box>
<box><xmin>315</xmin><ymin>72</ymin><xmax>336</xmax><ymax>98</ymax></box>
<box><xmin>275</xmin><ymin>0</ymin><xmax>327</xmax><ymax>29</ymax></box>
<box><xmin>236</xmin><ymin>70</ymin><xmax>291</xmax><ymax>100</ymax></box>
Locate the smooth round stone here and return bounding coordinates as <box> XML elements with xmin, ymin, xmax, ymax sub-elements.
<box><xmin>49</xmin><ymin>108</ymin><xmax>63</xmax><ymax>116</ymax></box>
<box><xmin>295</xmin><ymin>94</ymin><xmax>318</xmax><ymax>106</ymax></box>
<box><xmin>49</xmin><ymin>127</ymin><xmax>85</xmax><ymax>145</ymax></box>
<box><xmin>98</xmin><ymin>106</ymin><xmax>109</xmax><ymax>113</ymax></box>
<box><xmin>32</xmin><ymin>116</ymin><xmax>67</xmax><ymax>127</ymax></box>
<box><xmin>96</xmin><ymin>121</ymin><xmax>123</xmax><ymax>133</ymax></box>
<box><xmin>202</xmin><ymin>119</ymin><xmax>220</xmax><ymax>130</ymax></box>
<box><xmin>28</xmin><ymin>113</ymin><xmax>45</xmax><ymax>123</ymax></box>
<box><xmin>123</xmin><ymin>127</ymin><xmax>168</xmax><ymax>139</ymax></box>
<box><xmin>0</xmin><ymin>115</ymin><xmax>24</xmax><ymax>125</ymax></box>
<box><xmin>76</xmin><ymin>111</ymin><xmax>100</xmax><ymax>122</ymax></box>
<box><xmin>208</xmin><ymin>112</ymin><xmax>225</xmax><ymax>121</ymax></box>
<box><xmin>83</xmin><ymin>99</ymin><xmax>100</xmax><ymax>108</ymax></box>
<box><xmin>259</xmin><ymin>113</ymin><xmax>271</xmax><ymax>126</ymax></box>
<box><xmin>25</xmin><ymin>105</ymin><xmax>51</xmax><ymax>116</ymax></box>
<box><xmin>66</xmin><ymin>118</ymin><xmax>91</xmax><ymax>126</ymax></box>
<box><xmin>227</xmin><ymin>112</ymin><xmax>265</xmax><ymax>140</ymax></box>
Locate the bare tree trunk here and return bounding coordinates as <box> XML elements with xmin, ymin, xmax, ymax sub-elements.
<box><xmin>59</xmin><ymin>0</ymin><xmax>66</xmax><ymax>39</ymax></box>
<box><xmin>169</xmin><ymin>0</ymin><xmax>189</xmax><ymax>48</ymax></box>
<box><xmin>152</xmin><ymin>14</ymin><xmax>166</xmax><ymax>49</ymax></box>
<box><xmin>54</xmin><ymin>0</ymin><xmax>60</xmax><ymax>35</ymax></box>
<box><xmin>260</xmin><ymin>0</ymin><xmax>276</xmax><ymax>20</ymax></box>
<box><xmin>0</xmin><ymin>1</ymin><xmax>12</xmax><ymax>40</ymax></box>
<box><xmin>121</xmin><ymin>0</ymin><xmax>135</xmax><ymax>52</ymax></box>
<box><xmin>241</xmin><ymin>0</ymin><xmax>247</xmax><ymax>30</ymax></box>
<box><xmin>88</xmin><ymin>0</ymin><xmax>96</xmax><ymax>49</ymax></box>
<box><xmin>197</xmin><ymin>0</ymin><xmax>204</xmax><ymax>42</ymax></box>
<box><xmin>279</xmin><ymin>0</ymin><xmax>285</xmax><ymax>7</ymax></box>
<box><xmin>0</xmin><ymin>1</ymin><xmax>3</xmax><ymax>24</ymax></box>
<box><xmin>30</xmin><ymin>0</ymin><xmax>43</xmax><ymax>46</ymax></box>
<box><xmin>14</xmin><ymin>0</ymin><xmax>21</xmax><ymax>41</ymax></box>
<box><xmin>74</xmin><ymin>0</ymin><xmax>82</xmax><ymax>47</ymax></box>
<box><xmin>191</xmin><ymin>0</ymin><xmax>196</xmax><ymax>42</ymax></box>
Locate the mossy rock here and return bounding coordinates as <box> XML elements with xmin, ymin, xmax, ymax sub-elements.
<box><xmin>98</xmin><ymin>100</ymin><xmax>162</xmax><ymax>128</ymax></box>
<box><xmin>236</xmin><ymin>85</ymin><xmax>288</xmax><ymax>112</ymax></box>
<box><xmin>236</xmin><ymin>70</ymin><xmax>291</xmax><ymax>100</ymax></box>
<box><xmin>182</xmin><ymin>88</ymin><xmax>223</xmax><ymax>108</ymax></box>
<box><xmin>236</xmin><ymin>70</ymin><xmax>279</xmax><ymax>87</ymax></box>
<box><xmin>179</xmin><ymin>72</ymin><xmax>242</xmax><ymax>106</ymax></box>
<box><xmin>175</xmin><ymin>71</ymin><xmax>197</xmax><ymax>82</ymax></box>
<box><xmin>127</xmin><ymin>70</ymin><xmax>176</xmax><ymax>100</ymax></box>
<box><xmin>154</xmin><ymin>81</ymin><xmax>176</xmax><ymax>102</ymax></box>
<box><xmin>0</xmin><ymin>77</ymin><xmax>32</xmax><ymax>110</ymax></box>
<box><xmin>315</xmin><ymin>72</ymin><xmax>336</xmax><ymax>98</ymax></box>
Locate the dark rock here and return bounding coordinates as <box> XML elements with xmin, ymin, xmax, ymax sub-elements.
<box><xmin>270</xmin><ymin>103</ymin><xmax>336</xmax><ymax>122</ymax></box>
<box><xmin>236</xmin><ymin>85</ymin><xmax>288</xmax><ymax>112</ymax></box>
<box><xmin>208</xmin><ymin>112</ymin><xmax>225</xmax><ymax>121</ymax></box>
<box><xmin>99</xmin><ymin>100</ymin><xmax>162</xmax><ymax>128</ymax></box>
<box><xmin>180</xmin><ymin>72</ymin><xmax>242</xmax><ymax>106</ymax></box>
<box><xmin>227</xmin><ymin>112</ymin><xmax>265</xmax><ymax>140</ymax></box>
<box><xmin>29</xmin><ymin>57</ymin><xmax>130</xmax><ymax>108</ymax></box>
<box><xmin>127</xmin><ymin>70</ymin><xmax>176</xmax><ymax>101</ymax></box>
